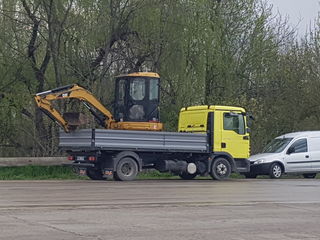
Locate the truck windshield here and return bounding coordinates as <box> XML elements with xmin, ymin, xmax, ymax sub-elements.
<box><xmin>262</xmin><ymin>138</ymin><xmax>293</xmax><ymax>153</ymax></box>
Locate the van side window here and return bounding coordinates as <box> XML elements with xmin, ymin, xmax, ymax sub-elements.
<box><xmin>288</xmin><ymin>139</ymin><xmax>308</xmax><ymax>153</ymax></box>
<box><xmin>223</xmin><ymin>113</ymin><xmax>245</xmax><ymax>135</ymax></box>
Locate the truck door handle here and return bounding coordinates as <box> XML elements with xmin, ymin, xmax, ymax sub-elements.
<box><xmin>221</xmin><ymin>143</ymin><xmax>226</xmax><ymax>148</ymax></box>
<box><xmin>305</xmin><ymin>155</ymin><xmax>309</xmax><ymax>158</ymax></box>
<box><xmin>243</xmin><ymin>136</ymin><xmax>249</xmax><ymax>140</ymax></box>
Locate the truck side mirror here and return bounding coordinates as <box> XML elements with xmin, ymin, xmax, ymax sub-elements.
<box><xmin>246</xmin><ymin>128</ymin><xmax>251</xmax><ymax>133</ymax></box>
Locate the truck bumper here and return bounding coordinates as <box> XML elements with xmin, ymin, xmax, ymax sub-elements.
<box><xmin>64</xmin><ymin>162</ymin><xmax>95</xmax><ymax>168</ymax></box>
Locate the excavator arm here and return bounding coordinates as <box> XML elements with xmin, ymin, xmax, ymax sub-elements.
<box><xmin>34</xmin><ymin>84</ymin><xmax>116</xmax><ymax>132</ymax></box>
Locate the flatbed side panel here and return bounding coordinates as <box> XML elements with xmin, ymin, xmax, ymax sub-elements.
<box><xmin>59</xmin><ymin>129</ymin><xmax>92</xmax><ymax>148</ymax></box>
<box><xmin>163</xmin><ymin>132</ymin><xmax>208</xmax><ymax>150</ymax></box>
<box><xmin>94</xmin><ymin>129</ymin><xmax>207</xmax><ymax>152</ymax></box>
<box><xmin>95</xmin><ymin>129</ymin><xmax>164</xmax><ymax>150</ymax></box>
<box><xmin>59</xmin><ymin>129</ymin><xmax>208</xmax><ymax>152</ymax></box>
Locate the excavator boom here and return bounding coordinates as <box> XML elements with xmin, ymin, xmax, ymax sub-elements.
<box><xmin>34</xmin><ymin>84</ymin><xmax>116</xmax><ymax>132</ymax></box>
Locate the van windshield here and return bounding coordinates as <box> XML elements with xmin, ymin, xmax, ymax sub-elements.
<box><xmin>262</xmin><ymin>138</ymin><xmax>293</xmax><ymax>153</ymax></box>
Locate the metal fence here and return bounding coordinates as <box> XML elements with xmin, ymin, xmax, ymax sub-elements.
<box><xmin>0</xmin><ymin>157</ymin><xmax>68</xmax><ymax>167</ymax></box>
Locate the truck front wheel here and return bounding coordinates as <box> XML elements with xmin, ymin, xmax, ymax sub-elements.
<box><xmin>210</xmin><ymin>158</ymin><xmax>231</xmax><ymax>180</ymax></box>
<box><xmin>114</xmin><ymin>157</ymin><xmax>138</xmax><ymax>181</ymax></box>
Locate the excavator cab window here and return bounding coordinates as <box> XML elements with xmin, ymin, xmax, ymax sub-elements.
<box><xmin>115</xmin><ymin>74</ymin><xmax>160</xmax><ymax>123</ymax></box>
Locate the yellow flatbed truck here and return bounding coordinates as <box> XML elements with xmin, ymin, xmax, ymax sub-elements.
<box><xmin>61</xmin><ymin>105</ymin><xmax>250</xmax><ymax>181</ymax></box>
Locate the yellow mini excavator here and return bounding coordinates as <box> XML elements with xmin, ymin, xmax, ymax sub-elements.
<box><xmin>34</xmin><ymin>72</ymin><xmax>163</xmax><ymax>132</ymax></box>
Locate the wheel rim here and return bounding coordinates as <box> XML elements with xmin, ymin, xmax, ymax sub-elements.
<box><xmin>121</xmin><ymin>162</ymin><xmax>133</xmax><ymax>176</ymax></box>
<box><xmin>273</xmin><ymin>165</ymin><xmax>282</xmax><ymax>178</ymax></box>
<box><xmin>216</xmin><ymin>162</ymin><xmax>227</xmax><ymax>176</ymax></box>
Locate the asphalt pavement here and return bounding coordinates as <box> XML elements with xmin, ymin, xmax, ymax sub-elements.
<box><xmin>0</xmin><ymin>179</ymin><xmax>320</xmax><ymax>240</ymax></box>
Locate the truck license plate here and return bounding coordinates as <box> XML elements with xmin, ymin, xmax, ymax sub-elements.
<box><xmin>77</xmin><ymin>156</ymin><xmax>85</xmax><ymax>161</ymax></box>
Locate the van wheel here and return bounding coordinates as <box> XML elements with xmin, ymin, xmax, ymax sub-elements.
<box><xmin>114</xmin><ymin>157</ymin><xmax>138</xmax><ymax>181</ymax></box>
<box><xmin>87</xmin><ymin>169</ymin><xmax>105</xmax><ymax>180</ymax></box>
<box><xmin>244</xmin><ymin>173</ymin><xmax>257</xmax><ymax>179</ymax></box>
<box><xmin>303</xmin><ymin>173</ymin><xmax>317</xmax><ymax>178</ymax></box>
<box><xmin>269</xmin><ymin>163</ymin><xmax>282</xmax><ymax>179</ymax></box>
<box><xmin>210</xmin><ymin>158</ymin><xmax>231</xmax><ymax>180</ymax></box>
<box><xmin>179</xmin><ymin>172</ymin><xmax>197</xmax><ymax>180</ymax></box>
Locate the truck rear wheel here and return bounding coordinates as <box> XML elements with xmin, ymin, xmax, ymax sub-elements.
<box><xmin>114</xmin><ymin>157</ymin><xmax>138</xmax><ymax>181</ymax></box>
<box><xmin>210</xmin><ymin>158</ymin><xmax>231</xmax><ymax>180</ymax></box>
<box><xmin>87</xmin><ymin>169</ymin><xmax>105</xmax><ymax>180</ymax></box>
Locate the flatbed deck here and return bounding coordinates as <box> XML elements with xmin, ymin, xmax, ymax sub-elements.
<box><xmin>59</xmin><ymin>129</ymin><xmax>209</xmax><ymax>153</ymax></box>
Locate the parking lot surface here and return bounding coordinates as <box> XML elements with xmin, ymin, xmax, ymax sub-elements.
<box><xmin>0</xmin><ymin>179</ymin><xmax>320</xmax><ymax>239</ymax></box>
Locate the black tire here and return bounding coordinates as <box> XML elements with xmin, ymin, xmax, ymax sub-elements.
<box><xmin>210</xmin><ymin>158</ymin><xmax>231</xmax><ymax>180</ymax></box>
<box><xmin>269</xmin><ymin>162</ymin><xmax>282</xmax><ymax>179</ymax></box>
<box><xmin>114</xmin><ymin>157</ymin><xmax>138</xmax><ymax>181</ymax></box>
<box><xmin>244</xmin><ymin>173</ymin><xmax>257</xmax><ymax>179</ymax></box>
<box><xmin>87</xmin><ymin>169</ymin><xmax>105</xmax><ymax>180</ymax></box>
<box><xmin>179</xmin><ymin>172</ymin><xmax>197</xmax><ymax>180</ymax></box>
<box><xmin>303</xmin><ymin>173</ymin><xmax>317</xmax><ymax>178</ymax></box>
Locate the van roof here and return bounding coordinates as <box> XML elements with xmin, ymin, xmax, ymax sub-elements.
<box><xmin>276</xmin><ymin>131</ymin><xmax>320</xmax><ymax>139</ymax></box>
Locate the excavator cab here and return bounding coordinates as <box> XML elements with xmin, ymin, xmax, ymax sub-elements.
<box><xmin>114</xmin><ymin>72</ymin><xmax>160</xmax><ymax>123</ymax></box>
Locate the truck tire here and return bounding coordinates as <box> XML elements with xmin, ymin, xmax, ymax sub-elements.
<box><xmin>179</xmin><ymin>172</ymin><xmax>197</xmax><ymax>180</ymax></box>
<box><xmin>303</xmin><ymin>173</ymin><xmax>317</xmax><ymax>178</ymax></box>
<box><xmin>269</xmin><ymin>162</ymin><xmax>282</xmax><ymax>179</ymax></box>
<box><xmin>114</xmin><ymin>157</ymin><xmax>138</xmax><ymax>181</ymax></box>
<box><xmin>87</xmin><ymin>169</ymin><xmax>105</xmax><ymax>180</ymax></box>
<box><xmin>210</xmin><ymin>158</ymin><xmax>231</xmax><ymax>180</ymax></box>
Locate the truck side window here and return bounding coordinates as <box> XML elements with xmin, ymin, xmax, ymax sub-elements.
<box><xmin>287</xmin><ymin>139</ymin><xmax>308</xmax><ymax>154</ymax></box>
<box><xmin>223</xmin><ymin>113</ymin><xmax>245</xmax><ymax>135</ymax></box>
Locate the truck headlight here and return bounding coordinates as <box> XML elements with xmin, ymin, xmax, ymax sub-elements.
<box><xmin>253</xmin><ymin>159</ymin><xmax>265</xmax><ymax>165</ymax></box>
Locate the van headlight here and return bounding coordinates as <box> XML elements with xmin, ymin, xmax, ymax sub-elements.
<box><xmin>253</xmin><ymin>159</ymin><xmax>265</xmax><ymax>165</ymax></box>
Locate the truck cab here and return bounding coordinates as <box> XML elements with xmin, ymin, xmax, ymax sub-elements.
<box><xmin>178</xmin><ymin>105</ymin><xmax>250</xmax><ymax>161</ymax></box>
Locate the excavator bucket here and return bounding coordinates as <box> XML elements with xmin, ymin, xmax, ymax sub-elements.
<box><xmin>63</xmin><ymin>112</ymin><xmax>89</xmax><ymax>128</ymax></box>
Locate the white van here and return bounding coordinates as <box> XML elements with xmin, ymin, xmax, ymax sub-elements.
<box><xmin>246</xmin><ymin>131</ymin><xmax>320</xmax><ymax>179</ymax></box>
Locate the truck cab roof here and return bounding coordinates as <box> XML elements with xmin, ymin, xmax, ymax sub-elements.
<box><xmin>180</xmin><ymin>105</ymin><xmax>246</xmax><ymax>113</ymax></box>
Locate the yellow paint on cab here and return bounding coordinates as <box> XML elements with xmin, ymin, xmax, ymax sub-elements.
<box><xmin>178</xmin><ymin>105</ymin><xmax>250</xmax><ymax>159</ymax></box>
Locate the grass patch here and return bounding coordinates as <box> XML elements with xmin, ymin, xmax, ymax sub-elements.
<box><xmin>138</xmin><ymin>171</ymin><xmax>177</xmax><ymax>179</ymax></box>
<box><xmin>0</xmin><ymin>165</ymin><xmax>86</xmax><ymax>180</ymax></box>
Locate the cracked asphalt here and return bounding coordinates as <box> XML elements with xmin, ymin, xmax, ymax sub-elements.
<box><xmin>1</xmin><ymin>179</ymin><xmax>320</xmax><ymax>240</ymax></box>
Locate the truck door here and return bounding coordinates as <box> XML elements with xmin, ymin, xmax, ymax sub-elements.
<box><xmin>284</xmin><ymin>138</ymin><xmax>312</xmax><ymax>172</ymax></box>
<box><xmin>218</xmin><ymin>111</ymin><xmax>250</xmax><ymax>159</ymax></box>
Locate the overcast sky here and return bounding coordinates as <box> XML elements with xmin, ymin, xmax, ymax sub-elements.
<box><xmin>267</xmin><ymin>0</ymin><xmax>319</xmax><ymax>36</ymax></box>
